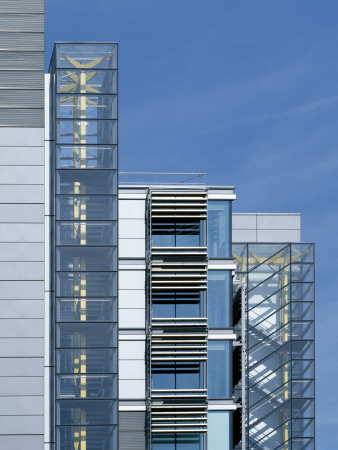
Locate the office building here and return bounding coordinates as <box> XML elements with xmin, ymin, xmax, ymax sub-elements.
<box><xmin>0</xmin><ymin>4</ymin><xmax>314</xmax><ymax>449</ymax></box>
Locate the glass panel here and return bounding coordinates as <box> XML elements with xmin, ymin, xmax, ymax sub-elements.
<box><xmin>56</xmin><ymin>348</ymin><xmax>117</xmax><ymax>374</ymax></box>
<box><xmin>291</xmin><ymin>283</ymin><xmax>314</xmax><ymax>302</ymax></box>
<box><xmin>57</xmin><ymin>425</ymin><xmax>118</xmax><ymax>450</ymax></box>
<box><xmin>292</xmin><ymin>380</ymin><xmax>314</xmax><ymax>398</ymax></box>
<box><xmin>292</xmin><ymin>360</ymin><xmax>314</xmax><ymax>379</ymax></box>
<box><xmin>248</xmin><ymin>264</ymin><xmax>290</xmax><ymax>293</ymax></box>
<box><xmin>152</xmin><ymin>434</ymin><xmax>203</xmax><ymax>450</ymax></box>
<box><xmin>56</xmin><ymin>69</ymin><xmax>117</xmax><ymax>94</ymax></box>
<box><xmin>292</xmin><ymin>418</ymin><xmax>315</xmax><ymax>437</ymax></box>
<box><xmin>57</xmin><ymin>298</ymin><xmax>117</xmax><ymax>322</ymax></box>
<box><xmin>208</xmin><ymin>271</ymin><xmax>231</xmax><ymax>328</ymax></box>
<box><xmin>291</xmin><ymin>244</ymin><xmax>314</xmax><ymax>264</ymax></box>
<box><xmin>208</xmin><ymin>340</ymin><xmax>231</xmax><ymax>398</ymax></box>
<box><xmin>152</xmin><ymin>363</ymin><xmax>203</xmax><ymax>390</ymax></box>
<box><xmin>291</xmin><ymin>264</ymin><xmax>314</xmax><ymax>283</ymax></box>
<box><xmin>232</xmin><ymin>243</ymin><xmax>247</xmax><ymax>272</ymax></box>
<box><xmin>292</xmin><ymin>437</ymin><xmax>315</xmax><ymax>450</ymax></box>
<box><xmin>248</xmin><ymin>322</ymin><xmax>290</xmax><ymax>350</ymax></box>
<box><xmin>208</xmin><ymin>201</ymin><xmax>231</xmax><ymax>258</ymax></box>
<box><xmin>292</xmin><ymin>341</ymin><xmax>314</xmax><ymax>360</ymax></box>
<box><xmin>56</xmin><ymin>272</ymin><xmax>117</xmax><ymax>297</ymax></box>
<box><xmin>208</xmin><ymin>411</ymin><xmax>231</xmax><ymax>450</ymax></box>
<box><xmin>152</xmin><ymin>292</ymin><xmax>203</xmax><ymax>318</ymax></box>
<box><xmin>57</xmin><ymin>374</ymin><xmax>117</xmax><ymax>399</ymax></box>
<box><xmin>56</xmin><ymin>44</ymin><xmax>118</xmax><ymax>69</ymax></box>
<box><xmin>56</xmin><ymin>94</ymin><xmax>117</xmax><ymax>119</ymax></box>
<box><xmin>248</xmin><ymin>286</ymin><xmax>290</xmax><ymax>325</ymax></box>
<box><xmin>152</xmin><ymin>221</ymin><xmax>202</xmax><ymax>247</ymax></box>
<box><xmin>56</xmin><ymin>145</ymin><xmax>117</xmax><ymax>169</ymax></box>
<box><xmin>248</xmin><ymin>342</ymin><xmax>291</xmax><ymax>375</ymax></box>
<box><xmin>57</xmin><ymin>221</ymin><xmax>117</xmax><ymax>246</ymax></box>
<box><xmin>56</xmin><ymin>119</ymin><xmax>118</xmax><ymax>145</ymax></box>
<box><xmin>291</xmin><ymin>302</ymin><xmax>314</xmax><ymax>321</ymax></box>
<box><xmin>56</xmin><ymin>323</ymin><xmax>118</xmax><ymax>348</ymax></box>
<box><xmin>247</xmin><ymin>244</ymin><xmax>289</xmax><ymax>272</ymax></box>
<box><xmin>56</xmin><ymin>247</ymin><xmax>117</xmax><ymax>272</ymax></box>
<box><xmin>57</xmin><ymin>169</ymin><xmax>117</xmax><ymax>195</ymax></box>
<box><xmin>292</xmin><ymin>322</ymin><xmax>314</xmax><ymax>340</ymax></box>
<box><xmin>292</xmin><ymin>399</ymin><xmax>314</xmax><ymax>418</ymax></box>
<box><xmin>56</xmin><ymin>399</ymin><xmax>118</xmax><ymax>425</ymax></box>
<box><xmin>56</xmin><ymin>196</ymin><xmax>117</xmax><ymax>221</ymax></box>
<box><xmin>249</xmin><ymin>364</ymin><xmax>291</xmax><ymax>402</ymax></box>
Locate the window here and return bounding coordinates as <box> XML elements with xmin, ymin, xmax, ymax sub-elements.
<box><xmin>208</xmin><ymin>271</ymin><xmax>231</xmax><ymax>328</ymax></box>
<box><xmin>208</xmin><ymin>201</ymin><xmax>231</xmax><ymax>258</ymax></box>
<box><xmin>152</xmin><ymin>433</ymin><xmax>203</xmax><ymax>449</ymax></box>
<box><xmin>152</xmin><ymin>221</ymin><xmax>203</xmax><ymax>247</ymax></box>
<box><xmin>152</xmin><ymin>292</ymin><xmax>204</xmax><ymax>319</ymax></box>
<box><xmin>152</xmin><ymin>363</ymin><xmax>203</xmax><ymax>391</ymax></box>
<box><xmin>208</xmin><ymin>341</ymin><xmax>232</xmax><ymax>398</ymax></box>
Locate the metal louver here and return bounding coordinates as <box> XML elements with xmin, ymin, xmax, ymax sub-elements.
<box><xmin>150</xmin><ymin>404</ymin><xmax>207</xmax><ymax>433</ymax></box>
<box><xmin>151</xmin><ymin>262</ymin><xmax>207</xmax><ymax>291</ymax></box>
<box><xmin>151</xmin><ymin>191</ymin><xmax>207</xmax><ymax>220</ymax></box>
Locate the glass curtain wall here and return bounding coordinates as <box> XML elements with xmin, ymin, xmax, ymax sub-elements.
<box><xmin>232</xmin><ymin>243</ymin><xmax>315</xmax><ymax>449</ymax></box>
<box><xmin>50</xmin><ymin>43</ymin><xmax>118</xmax><ymax>450</ymax></box>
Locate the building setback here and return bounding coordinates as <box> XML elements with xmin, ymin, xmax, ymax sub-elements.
<box><xmin>0</xmin><ymin>10</ymin><xmax>314</xmax><ymax>450</ymax></box>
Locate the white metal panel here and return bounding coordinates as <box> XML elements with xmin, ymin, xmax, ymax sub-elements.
<box><xmin>118</xmin><ymin>219</ymin><xmax>145</xmax><ymax>239</ymax></box>
<box><xmin>257</xmin><ymin>214</ymin><xmax>301</xmax><ymax>230</ymax></box>
<box><xmin>232</xmin><ymin>213</ymin><xmax>257</xmax><ymax>229</ymax></box>
<box><xmin>119</xmin><ymin>309</ymin><xmax>145</xmax><ymax>329</ymax></box>
<box><xmin>119</xmin><ymin>238</ymin><xmax>145</xmax><ymax>258</ymax></box>
<box><xmin>0</xmin><ymin>127</ymin><xmax>44</xmax><ymax>146</ymax></box>
<box><xmin>0</xmin><ymin>338</ymin><xmax>43</xmax><ymax>356</ymax></box>
<box><xmin>0</xmin><ymin>243</ymin><xmax>44</xmax><ymax>261</ymax></box>
<box><xmin>0</xmin><ymin>185</ymin><xmax>44</xmax><ymax>203</ymax></box>
<box><xmin>0</xmin><ymin>281</ymin><xmax>44</xmax><ymax>299</ymax></box>
<box><xmin>0</xmin><ymin>166</ymin><xmax>43</xmax><ymax>184</ymax></box>
<box><xmin>0</xmin><ymin>319</ymin><xmax>44</xmax><ymax>337</ymax></box>
<box><xmin>119</xmin><ymin>341</ymin><xmax>145</xmax><ymax>360</ymax></box>
<box><xmin>119</xmin><ymin>290</ymin><xmax>145</xmax><ymax>309</ymax></box>
<box><xmin>119</xmin><ymin>380</ymin><xmax>146</xmax><ymax>399</ymax></box>
<box><xmin>0</xmin><ymin>377</ymin><xmax>43</xmax><ymax>396</ymax></box>
<box><xmin>119</xmin><ymin>270</ymin><xmax>145</xmax><ymax>290</ymax></box>
<box><xmin>0</xmin><ymin>262</ymin><xmax>44</xmax><ymax>280</ymax></box>
<box><xmin>232</xmin><ymin>229</ymin><xmax>257</xmax><ymax>243</ymax></box>
<box><xmin>0</xmin><ymin>223</ymin><xmax>44</xmax><ymax>242</ymax></box>
<box><xmin>256</xmin><ymin>229</ymin><xmax>301</xmax><ymax>243</ymax></box>
<box><xmin>0</xmin><ymin>358</ymin><xmax>43</xmax><ymax>376</ymax></box>
<box><xmin>119</xmin><ymin>200</ymin><xmax>146</xmax><ymax>219</ymax></box>
<box><xmin>119</xmin><ymin>360</ymin><xmax>145</xmax><ymax>380</ymax></box>
<box><xmin>0</xmin><ymin>299</ymin><xmax>43</xmax><ymax>318</ymax></box>
<box><xmin>0</xmin><ymin>146</ymin><xmax>44</xmax><ymax>165</ymax></box>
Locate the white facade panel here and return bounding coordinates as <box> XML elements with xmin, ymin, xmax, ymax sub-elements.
<box><xmin>119</xmin><ymin>341</ymin><xmax>145</xmax><ymax>360</ymax></box>
<box><xmin>0</xmin><ymin>377</ymin><xmax>43</xmax><ymax>396</ymax></box>
<box><xmin>119</xmin><ymin>219</ymin><xmax>145</xmax><ymax>239</ymax></box>
<box><xmin>256</xmin><ymin>229</ymin><xmax>301</xmax><ymax>242</ymax></box>
<box><xmin>0</xmin><ymin>358</ymin><xmax>43</xmax><ymax>376</ymax></box>
<box><xmin>0</xmin><ymin>185</ymin><xmax>44</xmax><ymax>203</ymax></box>
<box><xmin>119</xmin><ymin>380</ymin><xmax>146</xmax><ymax>399</ymax></box>
<box><xmin>119</xmin><ymin>238</ymin><xmax>145</xmax><ymax>258</ymax></box>
<box><xmin>0</xmin><ymin>262</ymin><xmax>44</xmax><ymax>280</ymax></box>
<box><xmin>0</xmin><ymin>146</ymin><xmax>44</xmax><ymax>165</ymax></box>
<box><xmin>257</xmin><ymin>214</ymin><xmax>301</xmax><ymax>230</ymax></box>
<box><xmin>0</xmin><ymin>223</ymin><xmax>44</xmax><ymax>242</ymax></box>
<box><xmin>232</xmin><ymin>214</ymin><xmax>256</xmax><ymax>229</ymax></box>
<box><xmin>0</xmin><ymin>128</ymin><xmax>44</xmax><ymax>146</ymax></box>
<box><xmin>0</xmin><ymin>416</ymin><xmax>43</xmax><ymax>435</ymax></box>
<box><xmin>0</xmin><ymin>281</ymin><xmax>44</xmax><ymax>299</ymax></box>
<box><xmin>119</xmin><ymin>270</ymin><xmax>145</xmax><ymax>290</ymax></box>
<box><xmin>0</xmin><ymin>319</ymin><xmax>44</xmax><ymax>337</ymax></box>
<box><xmin>119</xmin><ymin>200</ymin><xmax>146</xmax><ymax>219</ymax></box>
<box><xmin>0</xmin><ymin>243</ymin><xmax>44</xmax><ymax>261</ymax></box>
<box><xmin>0</xmin><ymin>338</ymin><xmax>44</xmax><ymax>356</ymax></box>
<box><xmin>0</xmin><ymin>300</ymin><xmax>44</xmax><ymax>318</ymax></box>
<box><xmin>0</xmin><ymin>396</ymin><xmax>43</xmax><ymax>415</ymax></box>
<box><xmin>0</xmin><ymin>204</ymin><xmax>44</xmax><ymax>222</ymax></box>
<box><xmin>119</xmin><ymin>309</ymin><xmax>145</xmax><ymax>329</ymax></box>
<box><xmin>119</xmin><ymin>360</ymin><xmax>145</xmax><ymax>379</ymax></box>
<box><xmin>119</xmin><ymin>290</ymin><xmax>146</xmax><ymax>309</ymax></box>
<box><xmin>0</xmin><ymin>166</ymin><xmax>43</xmax><ymax>184</ymax></box>
<box><xmin>0</xmin><ymin>435</ymin><xmax>43</xmax><ymax>450</ymax></box>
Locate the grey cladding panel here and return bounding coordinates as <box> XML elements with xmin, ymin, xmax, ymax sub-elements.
<box><xmin>0</xmin><ymin>185</ymin><xmax>44</xmax><ymax>203</ymax></box>
<box><xmin>0</xmin><ymin>281</ymin><xmax>44</xmax><ymax>299</ymax></box>
<box><xmin>0</xmin><ymin>146</ymin><xmax>44</xmax><ymax>165</ymax></box>
<box><xmin>0</xmin><ymin>90</ymin><xmax>44</xmax><ymax>108</ymax></box>
<box><xmin>0</xmin><ymin>127</ymin><xmax>44</xmax><ymax>146</ymax></box>
<box><xmin>0</xmin><ymin>243</ymin><xmax>44</xmax><ymax>261</ymax></box>
<box><xmin>0</xmin><ymin>0</ymin><xmax>44</xmax><ymax>14</ymax></box>
<box><xmin>0</xmin><ymin>395</ymin><xmax>43</xmax><ymax>415</ymax></box>
<box><xmin>0</xmin><ymin>14</ymin><xmax>44</xmax><ymax>33</ymax></box>
<box><xmin>0</xmin><ymin>377</ymin><xmax>43</xmax><ymax>396</ymax></box>
<box><xmin>0</xmin><ymin>415</ymin><xmax>43</xmax><ymax>434</ymax></box>
<box><xmin>0</xmin><ymin>300</ymin><xmax>44</xmax><ymax>318</ymax></box>
<box><xmin>119</xmin><ymin>412</ymin><xmax>146</xmax><ymax>450</ymax></box>
<box><xmin>0</xmin><ymin>319</ymin><xmax>44</xmax><ymax>337</ymax></box>
<box><xmin>0</xmin><ymin>71</ymin><xmax>43</xmax><ymax>89</ymax></box>
<box><xmin>0</xmin><ymin>108</ymin><xmax>44</xmax><ymax>127</ymax></box>
<box><xmin>0</xmin><ymin>261</ymin><xmax>44</xmax><ymax>279</ymax></box>
<box><xmin>0</xmin><ymin>338</ymin><xmax>44</xmax><ymax>357</ymax></box>
<box><xmin>0</xmin><ymin>51</ymin><xmax>44</xmax><ymax>70</ymax></box>
<box><xmin>0</xmin><ymin>204</ymin><xmax>44</xmax><ymax>222</ymax></box>
<box><xmin>0</xmin><ymin>32</ymin><xmax>44</xmax><ymax>51</ymax></box>
<box><xmin>0</xmin><ymin>357</ymin><xmax>43</xmax><ymax>376</ymax></box>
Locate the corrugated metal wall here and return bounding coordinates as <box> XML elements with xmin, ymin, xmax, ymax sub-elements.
<box><xmin>119</xmin><ymin>412</ymin><xmax>146</xmax><ymax>450</ymax></box>
<box><xmin>0</xmin><ymin>0</ymin><xmax>44</xmax><ymax>127</ymax></box>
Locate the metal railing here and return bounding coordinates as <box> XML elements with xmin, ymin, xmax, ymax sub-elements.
<box><xmin>119</xmin><ymin>172</ymin><xmax>205</xmax><ymax>185</ymax></box>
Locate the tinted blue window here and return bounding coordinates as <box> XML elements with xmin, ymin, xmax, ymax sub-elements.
<box><xmin>152</xmin><ymin>292</ymin><xmax>203</xmax><ymax>318</ymax></box>
<box><xmin>208</xmin><ymin>271</ymin><xmax>231</xmax><ymax>328</ymax></box>
<box><xmin>208</xmin><ymin>201</ymin><xmax>231</xmax><ymax>258</ymax></box>
<box><xmin>152</xmin><ymin>363</ymin><xmax>203</xmax><ymax>390</ymax></box>
<box><xmin>208</xmin><ymin>341</ymin><xmax>231</xmax><ymax>398</ymax></box>
<box><xmin>152</xmin><ymin>434</ymin><xmax>203</xmax><ymax>450</ymax></box>
<box><xmin>152</xmin><ymin>222</ymin><xmax>202</xmax><ymax>247</ymax></box>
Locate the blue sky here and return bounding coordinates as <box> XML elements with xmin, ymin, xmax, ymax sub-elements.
<box><xmin>46</xmin><ymin>1</ymin><xmax>338</xmax><ymax>447</ymax></box>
